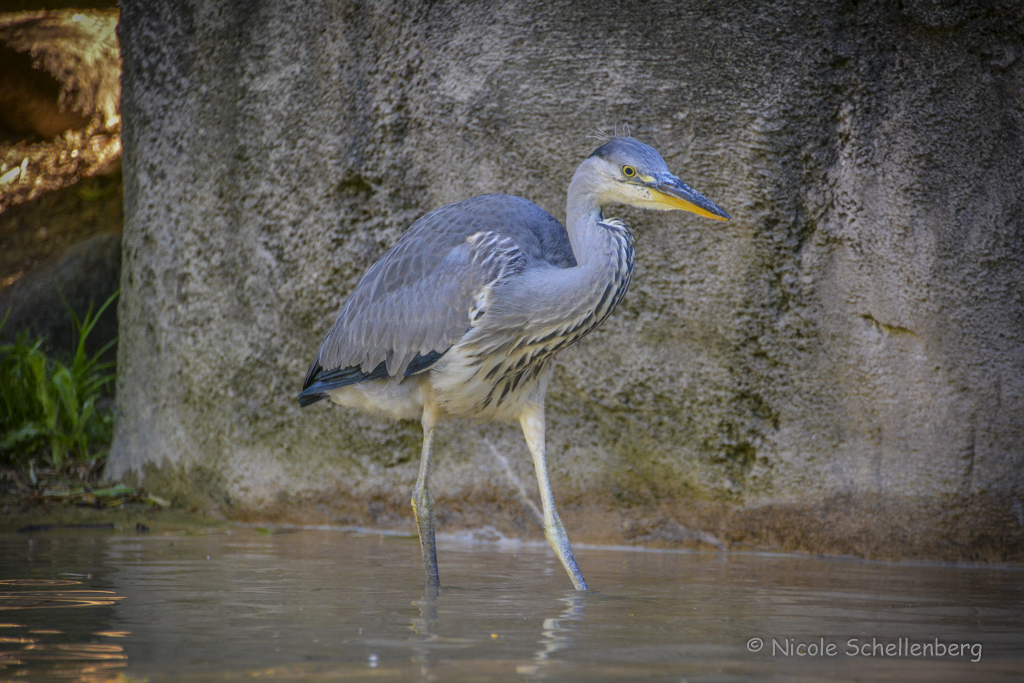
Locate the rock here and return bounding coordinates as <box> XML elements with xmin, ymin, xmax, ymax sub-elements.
<box><xmin>0</xmin><ymin>169</ymin><xmax>123</xmax><ymax>285</ymax></box>
<box><xmin>0</xmin><ymin>231</ymin><xmax>120</xmax><ymax>358</ymax></box>
<box><xmin>110</xmin><ymin>1</ymin><xmax>1024</xmax><ymax>561</ymax></box>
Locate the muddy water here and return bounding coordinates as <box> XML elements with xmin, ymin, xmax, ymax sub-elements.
<box><xmin>0</xmin><ymin>527</ymin><xmax>1021</xmax><ymax>681</ymax></box>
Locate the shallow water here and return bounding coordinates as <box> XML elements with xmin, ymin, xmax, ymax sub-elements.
<box><xmin>0</xmin><ymin>526</ymin><xmax>1021</xmax><ymax>682</ymax></box>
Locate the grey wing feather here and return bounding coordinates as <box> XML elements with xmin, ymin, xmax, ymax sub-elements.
<box><xmin>302</xmin><ymin>194</ymin><xmax>575</xmax><ymax>393</ymax></box>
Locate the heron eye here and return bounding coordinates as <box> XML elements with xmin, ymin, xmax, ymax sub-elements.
<box><xmin>622</xmin><ymin>165</ymin><xmax>637</xmax><ymax>178</ymax></box>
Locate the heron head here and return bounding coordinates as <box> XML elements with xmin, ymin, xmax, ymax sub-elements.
<box><xmin>583</xmin><ymin>137</ymin><xmax>730</xmax><ymax>221</ymax></box>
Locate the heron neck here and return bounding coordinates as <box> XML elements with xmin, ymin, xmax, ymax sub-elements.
<box><xmin>565</xmin><ymin>172</ymin><xmax>613</xmax><ymax>268</ymax></box>
<box><xmin>487</xmin><ymin>173</ymin><xmax>633</xmax><ymax>338</ymax></box>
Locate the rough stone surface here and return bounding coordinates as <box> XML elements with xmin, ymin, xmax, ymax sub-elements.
<box><xmin>112</xmin><ymin>0</ymin><xmax>1024</xmax><ymax>560</ymax></box>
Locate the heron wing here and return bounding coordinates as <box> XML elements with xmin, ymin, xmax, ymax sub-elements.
<box><xmin>300</xmin><ymin>194</ymin><xmax>574</xmax><ymax>401</ymax></box>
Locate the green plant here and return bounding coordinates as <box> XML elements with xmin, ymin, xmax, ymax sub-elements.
<box><xmin>0</xmin><ymin>291</ymin><xmax>118</xmax><ymax>470</ymax></box>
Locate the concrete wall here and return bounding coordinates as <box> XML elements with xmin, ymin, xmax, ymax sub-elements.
<box><xmin>111</xmin><ymin>0</ymin><xmax>1024</xmax><ymax>560</ymax></box>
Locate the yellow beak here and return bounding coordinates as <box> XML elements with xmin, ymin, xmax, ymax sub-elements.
<box><xmin>649</xmin><ymin>174</ymin><xmax>730</xmax><ymax>221</ymax></box>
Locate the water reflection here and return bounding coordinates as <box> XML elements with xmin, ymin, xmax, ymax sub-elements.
<box><xmin>0</xmin><ymin>576</ymin><xmax>127</xmax><ymax>680</ymax></box>
<box><xmin>0</xmin><ymin>579</ymin><xmax>81</xmax><ymax>586</ymax></box>
<box><xmin>409</xmin><ymin>589</ymin><xmax>437</xmax><ymax>636</ymax></box>
<box><xmin>535</xmin><ymin>594</ymin><xmax>585</xmax><ymax>661</ymax></box>
<box><xmin>0</xmin><ymin>590</ymin><xmax>124</xmax><ymax>610</ymax></box>
<box><xmin>502</xmin><ymin>593</ymin><xmax>587</xmax><ymax>678</ymax></box>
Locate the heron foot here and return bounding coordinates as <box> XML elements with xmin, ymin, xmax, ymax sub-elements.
<box><xmin>412</xmin><ymin>491</ymin><xmax>439</xmax><ymax>588</ymax></box>
<box><xmin>545</xmin><ymin>514</ymin><xmax>587</xmax><ymax>591</ymax></box>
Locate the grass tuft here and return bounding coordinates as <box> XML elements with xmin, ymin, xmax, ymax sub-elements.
<box><xmin>0</xmin><ymin>291</ymin><xmax>117</xmax><ymax>473</ymax></box>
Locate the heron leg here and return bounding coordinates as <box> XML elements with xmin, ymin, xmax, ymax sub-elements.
<box><xmin>412</xmin><ymin>404</ymin><xmax>441</xmax><ymax>589</ymax></box>
<box><xmin>520</xmin><ymin>402</ymin><xmax>588</xmax><ymax>591</ymax></box>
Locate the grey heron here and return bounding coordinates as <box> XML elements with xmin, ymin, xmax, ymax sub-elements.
<box><xmin>298</xmin><ymin>136</ymin><xmax>730</xmax><ymax>591</ymax></box>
